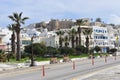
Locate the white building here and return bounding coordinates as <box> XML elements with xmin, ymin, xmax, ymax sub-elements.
<box><xmin>92</xmin><ymin>26</ymin><xmax>115</xmax><ymax>53</ymax></box>
<box><xmin>107</xmin><ymin>26</ymin><xmax>116</xmax><ymax>48</ymax></box>
<box><xmin>0</xmin><ymin>28</ymin><xmax>12</xmax><ymax>50</ymax></box>
<box><xmin>1</xmin><ymin>24</ymin><xmax>117</xmax><ymax>53</ymax></box>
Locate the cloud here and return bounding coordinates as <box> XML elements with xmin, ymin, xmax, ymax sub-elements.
<box><xmin>108</xmin><ymin>15</ymin><xmax>120</xmax><ymax>25</ymax></box>
<box><xmin>1</xmin><ymin>0</ymin><xmax>120</xmax><ymax>27</ymax></box>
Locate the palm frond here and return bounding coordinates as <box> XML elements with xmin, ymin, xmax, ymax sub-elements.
<box><xmin>19</xmin><ymin>12</ymin><xmax>23</xmax><ymax>18</ymax></box>
<box><xmin>75</xmin><ymin>19</ymin><xmax>88</xmax><ymax>26</ymax></box>
<box><xmin>21</xmin><ymin>21</ymin><xmax>25</xmax><ymax>24</ymax></box>
<box><xmin>83</xmin><ymin>28</ymin><xmax>93</xmax><ymax>36</ymax></box>
<box><xmin>8</xmin><ymin>16</ymin><xmax>15</xmax><ymax>21</ymax></box>
<box><xmin>56</xmin><ymin>30</ymin><xmax>64</xmax><ymax>35</ymax></box>
<box><xmin>7</xmin><ymin>24</ymin><xmax>16</xmax><ymax>31</ymax></box>
<box><xmin>7</xmin><ymin>24</ymin><xmax>12</xmax><ymax>30</ymax></box>
<box><xmin>22</xmin><ymin>17</ymin><xmax>29</xmax><ymax>21</ymax></box>
<box><xmin>13</xmin><ymin>12</ymin><xmax>19</xmax><ymax>21</ymax></box>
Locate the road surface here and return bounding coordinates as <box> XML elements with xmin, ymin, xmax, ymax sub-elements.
<box><xmin>0</xmin><ymin>56</ymin><xmax>120</xmax><ymax>80</ymax></box>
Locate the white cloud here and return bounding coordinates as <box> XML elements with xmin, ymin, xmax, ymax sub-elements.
<box><xmin>1</xmin><ymin>0</ymin><xmax>120</xmax><ymax>27</ymax></box>
<box><xmin>108</xmin><ymin>15</ymin><xmax>120</xmax><ymax>25</ymax></box>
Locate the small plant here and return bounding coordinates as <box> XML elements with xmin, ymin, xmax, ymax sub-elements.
<box><xmin>0</xmin><ymin>50</ymin><xmax>7</xmax><ymax>62</ymax></box>
<box><xmin>109</xmin><ymin>48</ymin><xmax>117</xmax><ymax>56</ymax></box>
<box><xmin>94</xmin><ymin>46</ymin><xmax>101</xmax><ymax>53</ymax></box>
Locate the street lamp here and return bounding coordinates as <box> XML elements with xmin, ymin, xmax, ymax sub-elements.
<box><xmin>7</xmin><ymin>43</ymin><xmax>10</xmax><ymax>62</ymax></box>
<box><xmin>30</xmin><ymin>35</ymin><xmax>36</xmax><ymax>66</ymax></box>
<box><xmin>117</xmin><ymin>30</ymin><xmax>119</xmax><ymax>50</ymax></box>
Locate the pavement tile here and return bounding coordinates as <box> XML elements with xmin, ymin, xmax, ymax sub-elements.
<box><xmin>83</xmin><ymin>65</ymin><xmax>120</xmax><ymax>80</ymax></box>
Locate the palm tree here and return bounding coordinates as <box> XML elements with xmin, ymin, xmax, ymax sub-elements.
<box><xmin>8</xmin><ymin>12</ymin><xmax>29</xmax><ymax>61</ymax></box>
<box><xmin>64</xmin><ymin>35</ymin><xmax>70</xmax><ymax>47</ymax></box>
<box><xmin>83</xmin><ymin>28</ymin><xmax>92</xmax><ymax>54</ymax></box>
<box><xmin>69</xmin><ymin>28</ymin><xmax>77</xmax><ymax>48</ymax></box>
<box><xmin>7</xmin><ymin>24</ymin><xmax>16</xmax><ymax>56</ymax></box>
<box><xmin>75</xmin><ymin>19</ymin><xmax>87</xmax><ymax>46</ymax></box>
<box><xmin>75</xmin><ymin>31</ymin><xmax>79</xmax><ymax>46</ymax></box>
<box><xmin>56</xmin><ymin>30</ymin><xmax>65</xmax><ymax>48</ymax></box>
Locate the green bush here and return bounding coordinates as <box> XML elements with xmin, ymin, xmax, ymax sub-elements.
<box><xmin>75</xmin><ymin>45</ymin><xmax>87</xmax><ymax>54</ymax></box>
<box><xmin>59</xmin><ymin>47</ymin><xmax>76</xmax><ymax>55</ymax></box>
<box><xmin>94</xmin><ymin>46</ymin><xmax>101</xmax><ymax>53</ymax></box>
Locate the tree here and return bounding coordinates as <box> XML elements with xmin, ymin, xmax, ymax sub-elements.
<box><xmin>75</xmin><ymin>19</ymin><xmax>87</xmax><ymax>46</ymax></box>
<box><xmin>59</xmin><ymin>47</ymin><xmax>75</xmax><ymax>55</ymax></box>
<box><xmin>24</xmin><ymin>43</ymin><xmax>47</xmax><ymax>57</ymax></box>
<box><xmin>7</xmin><ymin>24</ymin><xmax>16</xmax><ymax>56</ymax></box>
<box><xmin>68</xmin><ymin>28</ymin><xmax>77</xmax><ymax>48</ymax></box>
<box><xmin>83</xmin><ymin>28</ymin><xmax>92</xmax><ymax>54</ymax></box>
<box><xmin>0</xmin><ymin>50</ymin><xmax>7</xmax><ymax>62</ymax></box>
<box><xmin>75</xmin><ymin>45</ymin><xmax>87</xmax><ymax>54</ymax></box>
<box><xmin>75</xmin><ymin>35</ymin><xmax>79</xmax><ymax>46</ymax></box>
<box><xmin>94</xmin><ymin>46</ymin><xmax>101</xmax><ymax>53</ymax></box>
<box><xmin>109</xmin><ymin>48</ymin><xmax>117</xmax><ymax>54</ymax></box>
<box><xmin>46</xmin><ymin>46</ymin><xmax>59</xmax><ymax>57</ymax></box>
<box><xmin>64</xmin><ymin>35</ymin><xmax>69</xmax><ymax>47</ymax></box>
<box><xmin>109</xmin><ymin>23</ymin><xmax>115</xmax><ymax>27</ymax></box>
<box><xmin>106</xmin><ymin>47</ymin><xmax>110</xmax><ymax>54</ymax></box>
<box><xmin>95</xmin><ymin>18</ymin><xmax>102</xmax><ymax>22</ymax></box>
<box><xmin>56</xmin><ymin>30</ymin><xmax>65</xmax><ymax>48</ymax></box>
<box><xmin>8</xmin><ymin>12</ymin><xmax>29</xmax><ymax>61</ymax></box>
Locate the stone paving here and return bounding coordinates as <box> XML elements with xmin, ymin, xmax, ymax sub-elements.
<box><xmin>82</xmin><ymin>65</ymin><xmax>120</xmax><ymax>80</ymax></box>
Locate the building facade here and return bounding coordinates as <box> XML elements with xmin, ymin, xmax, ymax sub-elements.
<box><xmin>92</xmin><ymin>26</ymin><xmax>115</xmax><ymax>53</ymax></box>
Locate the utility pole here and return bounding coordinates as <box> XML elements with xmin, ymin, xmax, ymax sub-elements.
<box><xmin>117</xmin><ymin>30</ymin><xmax>119</xmax><ymax>50</ymax></box>
<box><xmin>30</xmin><ymin>36</ymin><xmax>35</xmax><ymax>67</ymax></box>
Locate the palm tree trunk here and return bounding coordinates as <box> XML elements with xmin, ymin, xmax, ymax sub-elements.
<box><xmin>65</xmin><ymin>42</ymin><xmax>68</xmax><ymax>47</ymax></box>
<box><xmin>79</xmin><ymin>31</ymin><xmax>81</xmax><ymax>46</ymax></box>
<box><xmin>16</xmin><ymin>32</ymin><xmax>21</xmax><ymax>61</ymax></box>
<box><xmin>59</xmin><ymin>37</ymin><xmax>63</xmax><ymax>48</ymax></box>
<box><xmin>11</xmin><ymin>32</ymin><xmax>16</xmax><ymax>56</ymax></box>
<box><xmin>76</xmin><ymin>36</ymin><xmax>78</xmax><ymax>46</ymax></box>
<box><xmin>79</xmin><ymin>33</ymin><xmax>81</xmax><ymax>45</ymax></box>
<box><xmin>71</xmin><ymin>36</ymin><xmax>74</xmax><ymax>48</ymax></box>
<box><xmin>78</xmin><ymin>26</ymin><xmax>81</xmax><ymax>46</ymax></box>
<box><xmin>85</xmin><ymin>36</ymin><xmax>89</xmax><ymax>54</ymax></box>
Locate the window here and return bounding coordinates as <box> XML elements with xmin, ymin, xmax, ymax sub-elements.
<box><xmin>22</xmin><ymin>40</ymin><xmax>31</xmax><ymax>45</ymax></box>
<box><xmin>96</xmin><ymin>30</ymin><xmax>98</xmax><ymax>32</ymax></box>
<box><xmin>99</xmin><ymin>30</ymin><xmax>101</xmax><ymax>32</ymax></box>
<box><xmin>96</xmin><ymin>36</ymin><xmax>97</xmax><ymax>39</ymax></box>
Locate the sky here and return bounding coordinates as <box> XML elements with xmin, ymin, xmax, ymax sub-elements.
<box><xmin>1</xmin><ymin>0</ymin><xmax>120</xmax><ymax>27</ymax></box>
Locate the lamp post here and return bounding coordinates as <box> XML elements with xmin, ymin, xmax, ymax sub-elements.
<box><xmin>115</xmin><ymin>29</ymin><xmax>119</xmax><ymax>58</ymax></box>
<box><xmin>117</xmin><ymin>30</ymin><xmax>119</xmax><ymax>50</ymax></box>
<box><xmin>7</xmin><ymin>43</ymin><xmax>10</xmax><ymax>62</ymax></box>
<box><xmin>30</xmin><ymin>36</ymin><xmax>35</xmax><ymax>66</ymax></box>
<box><xmin>7</xmin><ymin>43</ymin><xmax>10</xmax><ymax>53</ymax></box>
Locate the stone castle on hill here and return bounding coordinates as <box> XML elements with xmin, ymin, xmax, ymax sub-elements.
<box><xmin>35</xmin><ymin>19</ymin><xmax>74</xmax><ymax>31</ymax></box>
<box><xmin>27</xmin><ymin>18</ymin><xmax>107</xmax><ymax>31</ymax></box>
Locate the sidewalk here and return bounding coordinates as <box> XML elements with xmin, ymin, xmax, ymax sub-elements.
<box><xmin>0</xmin><ymin>63</ymin><xmax>17</xmax><ymax>71</ymax></box>
<box><xmin>0</xmin><ymin>56</ymin><xmax>120</xmax><ymax>80</ymax></box>
<box><xmin>0</xmin><ymin>57</ymin><xmax>88</xmax><ymax>72</ymax></box>
<box><xmin>82</xmin><ymin>65</ymin><xmax>120</xmax><ymax>80</ymax></box>
<box><xmin>0</xmin><ymin>55</ymin><xmax>116</xmax><ymax>72</ymax></box>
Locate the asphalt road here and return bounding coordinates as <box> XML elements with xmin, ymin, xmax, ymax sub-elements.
<box><xmin>0</xmin><ymin>56</ymin><xmax>120</xmax><ymax>80</ymax></box>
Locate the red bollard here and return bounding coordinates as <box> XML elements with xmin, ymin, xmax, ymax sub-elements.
<box><xmin>105</xmin><ymin>56</ymin><xmax>107</xmax><ymax>63</ymax></box>
<box><xmin>73</xmin><ymin>61</ymin><xmax>75</xmax><ymax>70</ymax></box>
<box><xmin>91</xmin><ymin>56</ymin><xmax>94</xmax><ymax>65</ymax></box>
<box><xmin>115</xmin><ymin>55</ymin><xmax>116</xmax><ymax>60</ymax></box>
<box><xmin>42</xmin><ymin>65</ymin><xmax>45</xmax><ymax>77</ymax></box>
